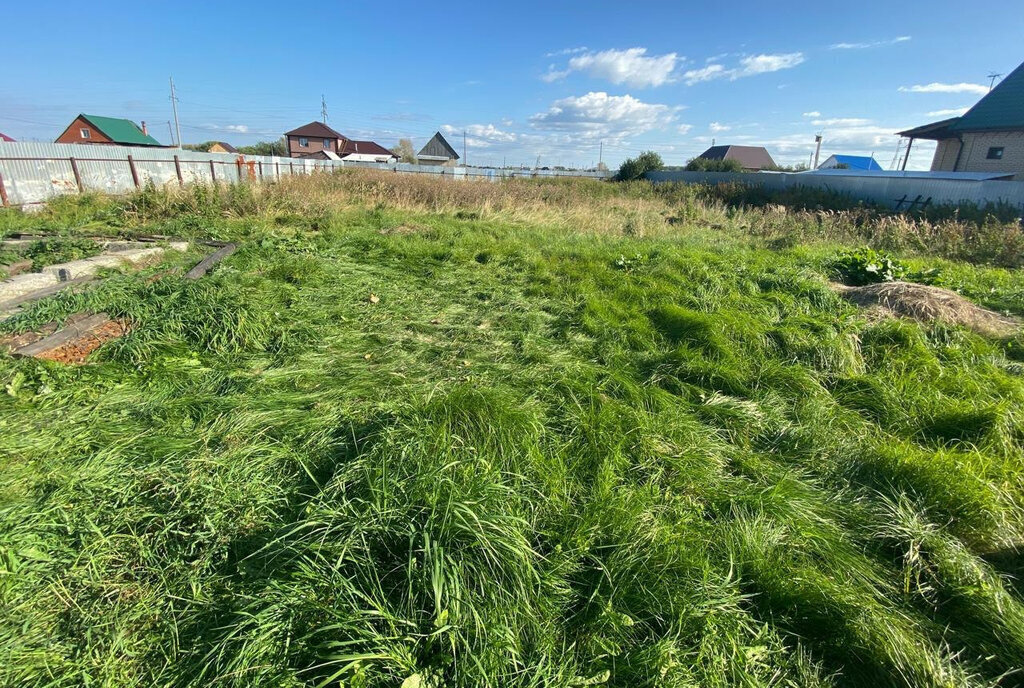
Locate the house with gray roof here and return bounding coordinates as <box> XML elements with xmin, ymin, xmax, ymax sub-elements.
<box><xmin>898</xmin><ymin>60</ymin><xmax>1024</xmax><ymax>180</ymax></box>
<box><xmin>417</xmin><ymin>132</ymin><xmax>460</xmax><ymax>166</ymax></box>
<box><xmin>695</xmin><ymin>145</ymin><xmax>776</xmax><ymax>171</ymax></box>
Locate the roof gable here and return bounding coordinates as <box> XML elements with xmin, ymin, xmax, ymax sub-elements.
<box><xmin>285</xmin><ymin>121</ymin><xmax>346</xmax><ymax>139</ymax></box>
<box><xmin>418</xmin><ymin>132</ymin><xmax>459</xmax><ymax>160</ymax></box>
<box><xmin>0</xmin><ymin>132</ymin><xmax>14</xmax><ymax>142</ymax></box>
<box><xmin>78</xmin><ymin>114</ymin><xmax>161</xmax><ymax>145</ymax></box>
<box><xmin>952</xmin><ymin>61</ymin><xmax>1024</xmax><ymax>132</ymax></box>
<box><xmin>698</xmin><ymin>145</ymin><xmax>775</xmax><ymax>169</ymax></box>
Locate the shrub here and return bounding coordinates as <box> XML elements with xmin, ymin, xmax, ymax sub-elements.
<box><xmin>685</xmin><ymin>157</ymin><xmax>744</xmax><ymax>173</ymax></box>
<box><xmin>616</xmin><ymin>151</ymin><xmax>663</xmax><ymax>181</ymax></box>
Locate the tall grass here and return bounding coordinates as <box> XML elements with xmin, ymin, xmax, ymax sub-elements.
<box><xmin>0</xmin><ymin>171</ymin><xmax>1023</xmax><ymax>685</ymax></box>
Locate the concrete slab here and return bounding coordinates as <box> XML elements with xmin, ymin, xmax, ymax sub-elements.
<box><xmin>0</xmin><ymin>272</ymin><xmax>60</xmax><ymax>303</ymax></box>
<box><xmin>40</xmin><ymin>246</ymin><xmax>167</xmax><ymax>280</ymax></box>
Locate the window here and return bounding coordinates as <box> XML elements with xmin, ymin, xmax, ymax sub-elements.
<box><xmin>80</xmin><ymin>128</ymin><xmax>90</xmax><ymax>139</ymax></box>
<box><xmin>987</xmin><ymin>146</ymin><xmax>1004</xmax><ymax>160</ymax></box>
<box><xmin>299</xmin><ymin>137</ymin><xmax>309</xmax><ymax>147</ymax></box>
<box><xmin>324</xmin><ymin>138</ymin><xmax>331</xmax><ymax>148</ymax></box>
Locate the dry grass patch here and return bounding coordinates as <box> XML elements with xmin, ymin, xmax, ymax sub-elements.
<box><xmin>836</xmin><ymin>281</ymin><xmax>1018</xmax><ymax>336</ymax></box>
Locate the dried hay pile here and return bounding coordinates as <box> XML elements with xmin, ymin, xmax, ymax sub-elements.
<box><xmin>835</xmin><ymin>281</ymin><xmax>1017</xmax><ymax>336</ymax></box>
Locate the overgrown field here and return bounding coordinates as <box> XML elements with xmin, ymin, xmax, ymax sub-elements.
<box><xmin>2</xmin><ymin>172</ymin><xmax>1024</xmax><ymax>687</ymax></box>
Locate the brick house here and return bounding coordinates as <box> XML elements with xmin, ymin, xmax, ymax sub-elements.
<box><xmin>898</xmin><ymin>60</ymin><xmax>1024</xmax><ymax>180</ymax></box>
<box><xmin>55</xmin><ymin>114</ymin><xmax>162</xmax><ymax>146</ymax></box>
<box><xmin>285</xmin><ymin>121</ymin><xmax>346</xmax><ymax>158</ymax></box>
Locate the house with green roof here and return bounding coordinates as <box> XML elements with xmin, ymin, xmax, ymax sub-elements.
<box><xmin>55</xmin><ymin>114</ymin><xmax>163</xmax><ymax>147</ymax></box>
<box><xmin>898</xmin><ymin>60</ymin><xmax>1024</xmax><ymax>180</ymax></box>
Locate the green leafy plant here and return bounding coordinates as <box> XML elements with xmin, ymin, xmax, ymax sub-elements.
<box><xmin>615</xmin><ymin>151</ymin><xmax>663</xmax><ymax>181</ymax></box>
<box><xmin>828</xmin><ymin>247</ymin><xmax>907</xmax><ymax>285</ymax></box>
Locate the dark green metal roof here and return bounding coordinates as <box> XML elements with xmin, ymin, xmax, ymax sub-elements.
<box><xmin>80</xmin><ymin>114</ymin><xmax>162</xmax><ymax>145</ymax></box>
<box><xmin>951</xmin><ymin>61</ymin><xmax>1024</xmax><ymax>133</ymax></box>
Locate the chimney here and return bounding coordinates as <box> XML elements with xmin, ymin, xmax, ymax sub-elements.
<box><xmin>141</xmin><ymin>121</ymin><xmax>148</xmax><ymax>135</ymax></box>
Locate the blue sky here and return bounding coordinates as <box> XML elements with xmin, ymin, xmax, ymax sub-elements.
<box><xmin>2</xmin><ymin>0</ymin><xmax>1021</xmax><ymax>169</ymax></box>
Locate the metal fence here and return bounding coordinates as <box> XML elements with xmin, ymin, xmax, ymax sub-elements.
<box><xmin>0</xmin><ymin>141</ymin><xmax>611</xmax><ymax>207</ymax></box>
<box><xmin>645</xmin><ymin>170</ymin><xmax>1024</xmax><ymax>213</ymax></box>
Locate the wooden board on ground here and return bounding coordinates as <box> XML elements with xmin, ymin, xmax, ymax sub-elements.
<box><xmin>13</xmin><ymin>312</ymin><xmax>122</xmax><ymax>361</ymax></box>
<box><xmin>185</xmin><ymin>243</ymin><xmax>238</xmax><ymax>280</ymax></box>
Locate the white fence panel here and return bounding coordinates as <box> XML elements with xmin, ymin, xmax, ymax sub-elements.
<box><xmin>645</xmin><ymin>170</ymin><xmax>1024</xmax><ymax>212</ymax></box>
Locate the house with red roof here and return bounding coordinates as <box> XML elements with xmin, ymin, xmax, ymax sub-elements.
<box><xmin>284</xmin><ymin>121</ymin><xmax>396</xmax><ymax>162</ymax></box>
<box><xmin>0</xmin><ymin>133</ymin><xmax>14</xmax><ymax>142</ymax></box>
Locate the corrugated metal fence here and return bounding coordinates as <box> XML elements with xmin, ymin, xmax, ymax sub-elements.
<box><xmin>645</xmin><ymin>170</ymin><xmax>1024</xmax><ymax>213</ymax></box>
<box><xmin>0</xmin><ymin>142</ymin><xmax>611</xmax><ymax>207</ymax></box>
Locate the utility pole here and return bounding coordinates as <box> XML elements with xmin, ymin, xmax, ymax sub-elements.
<box><xmin>169</xmin><ymin>77</ymin><xmax>182</xmax><ymax>149</ymax></box>
<box><xmin>987</xmin><ymin>72</ymin><xmax>1003</xmax><ymax>91</ymax></box>
<box><xmin>813</xmin><ymin>134</ymin><xmax>823</xmax><ymax>169</ymax></box>
<box><xmin>167</xmin><ymin>120</ymin><xmax>174</xmax><ymax>146</ymax></box>
<box><xmin>321</xmin><ymin>95</ymin><xmax>328</xmax><ymax>123</ymax></box>
<box><xmin>599</xmin><ymin>140</ymin><xmax>603</xmax><ymax>168</ymax></box>
<box><xmin>463</xmin><ymin>130</ymin><xmax>467</xmax><ymax>167</ymax></box>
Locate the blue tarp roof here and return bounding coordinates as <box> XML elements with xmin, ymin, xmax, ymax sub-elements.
<box><xmin>822</xmin><ymin>154</ymin><xmax>883</xmax><ymax>170</ymax></box>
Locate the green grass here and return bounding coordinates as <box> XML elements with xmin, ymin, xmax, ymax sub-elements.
<box><xmin>1</xmin><ymin>174</ymin><xmax>1024</xmax><ymax>686</ymax></box>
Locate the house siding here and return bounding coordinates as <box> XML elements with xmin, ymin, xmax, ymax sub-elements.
<box><xmin>55</xmin><ymin>116</ymin><xmax>114</xmax><ymax>145</ymax></box>
<box><xmin>288</xmin><ymin>134</ymin><xmax>341</xmax><ymax>158</ymax></box>
<box><xmin>930</xmin><ymin>131</ymin><xmax>1024</xmax><ymax>180</ymax></box>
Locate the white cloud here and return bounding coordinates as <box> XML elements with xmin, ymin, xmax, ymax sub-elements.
<box><xmin>541</xmin><ymin>67</ymin><xmax>571</xmax><ymax>83</ymax></box>
<box><xmin>709</xmin><ymin>122</ymin><xmax>731</xmax><ymax>133</ymax></box>
<box><xmin>734</xmin><ymin>52</ymin><xmax>805</xmax><ymax>77</ymax></box>
<box><xmin>441</xmin><ymin>123</ymin><xmax>517</xmax><ymax>146</ymax></box>
<box><xmin>802</xmin><ymin>111</ymin><xmax>821</xmax><ymax>118</ymax></box>
<box><xmin>683</xmin><ymin>52</ymin><xmax>805</xmax><ymax>85</ymax></box>
<box><xmin>927</xmin><ymin>107</ymin><xmax>970</xmax><ymax>117</ymax></box>
<box><xmin>812</xmin><ymin>117</ymin><xmax>872</xmax><ymax>126</ymax></box>
<box><xmin>196</xmin><ymin>123</ymin><xmax>260</xmax><ymax>134</ymax></box>
<box><xmin>545</xmin><ymin>46</ymin><xmax>588</xmax><ymax>57</ymax></box>
<box><xmin>684</xmin><ymin>63</ymin><xmax>726</xmax><ymax>85</ymax></box>
<box><xmin>543</xmin><ymin>47</ymin><xmax>680</xmax><ymax>88</ymax></box>
<box><xmin>677</xmin><ymin>124</ymin><xmax>693</xmax><ymax>135</ymax></box>
<box><xmin>830</xmin><ymin>36</ymin><xmax>911</xmax><ymax>50</ymax></box>
<box><xmin>899</xmin><ymin>82</ymin><xmax>989</xmax><ymax>95</ymax></box>
<box><xmin>529</xmin><ymin>91</ymin><xmax>677</xmax><ymax>142</ymax></box>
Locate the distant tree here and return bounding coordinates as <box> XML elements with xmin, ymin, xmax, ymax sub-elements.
<box><xmin>616</xmin><ymin>151</ymin><xmax>663</xmax><ymax>181</ymax></box>
<box><xmin>236</xmin><ymin>138</ymin><xmax>287</xmax><ymax>157</ymax></box>
<box><xmin>392</xmin><ymin>138</ymin><xmax>417</xmax><ymax>164</ymax></box>
<box><xmin>685</xmin><ymin>157</ymin><xmax>744</xmax><ymax>172</ymax></box>
<box><xmin>183</xmin><ymin>141</ymin><xmax>216</xmax><ymax>152</ymax></box>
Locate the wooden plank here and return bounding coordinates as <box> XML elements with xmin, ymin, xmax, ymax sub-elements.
<box><xmin>0</xmin><ymin>275</ymin><xmax>94</xmax><ymax>311</ymax></box>
<box><xmin>184</xmin><ymin>243</ymin><xmax>237</xmax><ymax>280</ymax></box>
<box><xmin>14</xmin><ymin>312</ymin><xmax>110</xmax><ymax>357</ymax></box>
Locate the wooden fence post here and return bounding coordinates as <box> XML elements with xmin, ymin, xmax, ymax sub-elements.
<box><xmin>127</xmin><ymin>155</ymin><xmax>140</xmax><ymax>188</ymax></box>
<box><xmin>173</xmin><ymin>155</ymin><xmax>184</xmax><ymax>185</ymax></box>
<box><xmin>290</xmin><ymin>161</ymin><xmax>294</xmax><ymax>175</ymax></box>
<box><xmin>69</xmin><ymin>157</ymin><xmax>84</xmax><ymax>192</ymax></box>
<box><xmin>0</xmin><ymin>172</ymin><xmax>9</xmax><ymax>207</ymax></box>
<box><xmin>209</xmin><ymin>159</ymin><xmax>217</xmax><ymax>183</ymax></box>
<box><xmin>258</xmin><ymin>161</ymin><xmax>263</xmax><ymax>179</ymax></box>
<box><xmin>275</xmin><ymin>161</ymin><xmax>280</xmax><ymax>179</ymax></box>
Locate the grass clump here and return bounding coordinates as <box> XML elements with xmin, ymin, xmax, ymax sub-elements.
<box><xmin>0</xmin><ymin>171</ymin><xmax>1023</xmax><ymax>686</ymax></box>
